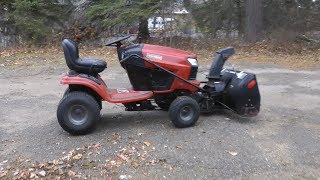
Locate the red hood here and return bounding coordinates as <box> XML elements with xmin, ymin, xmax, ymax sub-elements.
<box><xmin>142</xmin><ymin>44</ymin><xmax>196</xmax><ymax>59</ymax></box>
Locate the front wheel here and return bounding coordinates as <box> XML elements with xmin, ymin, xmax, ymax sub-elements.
<box><xmin>169</xmin><ymin>96</ymin><xmax>200</xmax><ymax>128</ymax></box>
<box><xmin>57</xmin><ymin>92</ymin><xmax>101</xmax><ymax>135</ymax></box>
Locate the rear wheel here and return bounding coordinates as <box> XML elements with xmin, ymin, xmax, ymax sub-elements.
<box><xmin>63</xmin><ymin>88</ymin><xmax>70</xmax><ymax>97</ymax></box>
<box><xmin>64</xmin><ymin>86</ymin><xmax>102</xmax><ymax>109</ymax></box>
<box><xmin>169</xmin><ymin>96</ymin><xmax>200</xmax><ymax>128</ymax></box>
<box><xmin>57</xmin><ymin>92</ymin><xmax>100</xmax><ymax>135</ymax></box>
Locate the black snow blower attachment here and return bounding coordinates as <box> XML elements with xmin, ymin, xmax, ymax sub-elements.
<box><xmin>203</xmin><ymin>47</ymin><xmax>261</xmax><ymax>116</ymax></box>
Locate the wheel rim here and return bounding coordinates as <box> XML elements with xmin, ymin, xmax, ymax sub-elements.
<box><xmin>68</xmin><ymin>105</ymin><xmax>88</xmax><ymax>125</ymax></box>
<box><xmin>179</xmin><ymin>105</ymin><xmax>194</xmax><ymax>122</ymax></box>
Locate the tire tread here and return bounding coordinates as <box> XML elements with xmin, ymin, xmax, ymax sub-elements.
<box><xmin>169</xmin><ymin>96</ymin><xmax>200</xmax><ymax>128</ymax></box>
<box><xmin>57</xmin><ymin>91</ymin><xmax>100</xmax><ymax>135</ymax></box>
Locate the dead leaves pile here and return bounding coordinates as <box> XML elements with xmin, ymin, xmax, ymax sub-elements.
<box><xmin>102</xmin><ymin>139</ymin><xmax>172</xmax><ymax>177</ymax></box>
<box><xmin>0</xmin><ymin>138</ymin><xmax>172</xmax><ymax>179</ymax></box>
<box><xmin>0</xmin><ymin>143</ymin><xmax>102</xmax><ymax>179</ymax></box>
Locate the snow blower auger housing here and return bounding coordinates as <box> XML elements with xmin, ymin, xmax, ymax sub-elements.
<box><xmin>57</xmin><ymin>35</ymin><xmax>261</xmax><ymax>135</ymax></box>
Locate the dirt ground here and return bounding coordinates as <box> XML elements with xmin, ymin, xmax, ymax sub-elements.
<box><xmin>0</xmin><ymin>56</ymin><xmax>320</xmax><ymax>179</ymax></box>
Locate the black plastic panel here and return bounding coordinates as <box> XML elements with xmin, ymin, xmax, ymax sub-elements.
<box><xmin>124</xmin><ymin>63</ymin><xmax>174</xmax><ymax>91</ymax></box>
<box><xmin>189</xmin><ymin>66</ymin><xmax>198</xmax><ymax>80</ymax></box>
<box><xmin>221</xmin><ymin>69</ymin><xmax>260</xmax><ymax>115</ymax></box>
<box><xmin>122</xmin><ymin>44</ymin><xmax>145</xmax><ymax>67</ymax></box>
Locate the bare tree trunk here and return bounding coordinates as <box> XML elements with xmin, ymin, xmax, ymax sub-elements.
<box><xmin>138</xmin><ymin>18</ymin><xmax>150</xmax><ymax>40</ymax></box>
<box><xmin>245</xmin><ymin>0</ymin><xmax>263</xmax><ymax>42</ymax></box>
<box><xmin>153</xmin><ymin>16</ymin><xmax>156</xmax><ymax>29</ymax></box>
<box><xmin>169</xmin><ymin>3</ymin><xmax>174</xmax><ymax>47</ymax></box>
<box><xmin>210</xmin><ymin>4</ymin><xmax>217</xmax><ymax>38</ymax></box>
<box><xmin>225</xmin><ymin>18</ymin><xmax>232</xmax><ymax>38</ymax></box>
<box><xmin>162</xmin><ymin>6</ymin><xmax>167</xmax><ymax>45</ymax></box>
<box><xmin>235</xmin><ymin>0</ymin><xmax>244</xmax><ymax>37</ymax></box>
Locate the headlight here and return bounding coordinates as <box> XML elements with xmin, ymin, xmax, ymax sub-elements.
<box><xmin>187</xmin><ymin>58</ymin><xmax>198</xmax><ymax>66</ymax></box>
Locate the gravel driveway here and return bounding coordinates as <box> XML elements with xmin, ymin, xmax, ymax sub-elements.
<box><xmin>0</xmin><ymin>63</ymin><xmax>319</xmax><ymax>179</ymax></box>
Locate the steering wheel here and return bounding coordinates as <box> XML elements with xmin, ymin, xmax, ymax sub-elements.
<box><xmin>105</xmin><ymin>35</ymin><xmax>131</xmax><ymax>47</ymax></box>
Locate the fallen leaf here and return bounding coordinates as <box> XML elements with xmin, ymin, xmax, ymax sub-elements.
<box><xmin>159</xmin><ymin>159</ymin><xmax>167</xmax><ymax>163</ymax></box>
<box><xmin>58</xmin><ymin>168</ymin><xmax>64</xmax><ymax>175</ymax></box>
<box><xmin>68</xmin><ymin>170</ymin><xmax>76</xmax><ymax>177</ymax></box>
<box><xmin>18</xmin><ymin>171</ymin><xmax>30</xmax><ymax>179</ymax></box>
<box><xmin>29</xmin><ymin>172</ymin><xmax>37</xmax><ymax>179</ymax></box>
<box><xmin>131</xmin><ymin>161</ymin><xmax>140</xmax><ymax>169</ymax></box>
<box><xmin>0</xmin><ymin>170</ymin><xmax>8</xmax><ymax>178</ymax></box>
<box><xmin>93</xmin><ymin>143</ymin><xmax>101</xmax><ymax>149</ymax></box>
<box><xmin>226</xmin><ymin>150</ymin><xmax>238</xmax><ymax>156</ymax></box>
<box><xmin>110</xmin><ymin>160</ymin><xmax>116</xmax><ymax>166</ymax></box>
<box><xmin>38</xmin><ymin>170</ymin><xmax>46</xmax><ymax>177</ymax></box>
<box><xmin>73</xmin><ymin>153</ymin><xmax>83</xmax><ymax>160</ymax></box>
<box><xmin>13</xmin><ymin>170</ymin><xmax>19</xmax><ymax>176</ymax></box>
<box><xmin>28</xmin><ymin>168</ymin><xmax>34</xmax><ymax>172</ymax></box>
<box><xmin>144</xmin><ymin>142</ymin><xmax>151</xmax><ymax>147</ymax></box>
<box><xmin>117</xmin><ymin>154</ymin><xmax>128</xmax><ymax>162</ymax></box>
<box><xmin>119</xmin><ymin>174</ymin><xmax>132</xmax><ymax>180</ymax></box>
<box><xmin>149</xmin><ymin>160</ymin><xmax>156</xmax><ymax>165</ymax></box>
<box><xmin>176</xmin><ymin>145</ymin><xmax>182</xmax><ymax>149</ymax></box>
<box><xmin>38</xmin><ymin>163</ymin><xmax>46</xmax><ymax>168</ymax></box>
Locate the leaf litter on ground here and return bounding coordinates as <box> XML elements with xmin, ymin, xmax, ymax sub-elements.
<box><xmin>1</xmin><ymin>139</ymin><xmax>172</xmax><ymax>179</ymax></box>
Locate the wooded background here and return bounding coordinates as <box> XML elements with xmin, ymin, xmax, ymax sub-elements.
<box><xmin>0</xmin><ymin>0</ymin><xmax>319</xmax><ymax>48</ymax></box>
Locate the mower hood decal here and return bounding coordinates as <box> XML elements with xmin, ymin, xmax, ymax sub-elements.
<box><xmin>146</xmin><ymin>53</ymin><xmax>163</xmax><ymax>60</ymax></box>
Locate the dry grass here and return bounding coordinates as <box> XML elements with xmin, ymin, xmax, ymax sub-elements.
<box><xmin>183</xmin><ymin>40</ymin><xmax>320</xmax><ymax>69</ymax></box>
<box><xmin>0</xmin><ymin>47</ymin><xmax>118</xmax><ymax>68</ymax></box>
<box><xmin>1</xmin><ymin>41</ymin><xmax>319</xmax><ymax>69</ymax></box>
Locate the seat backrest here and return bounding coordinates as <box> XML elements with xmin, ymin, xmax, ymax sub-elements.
<box><xmin>62</xmin><ymin>39</ymin><xmax>79</xmax><ymax>70</ymax></box>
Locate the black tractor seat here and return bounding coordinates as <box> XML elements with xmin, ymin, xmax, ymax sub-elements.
<box><xmin>62</xmin><ymin>39</ymin><xmax>107</xmax><ymax>74</ymax></box>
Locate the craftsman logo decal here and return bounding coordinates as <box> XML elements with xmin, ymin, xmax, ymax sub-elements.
<box><xmin>146</xmin><ymin>53</ymin><xmax>163</xmax><ymax>60</ymax></box>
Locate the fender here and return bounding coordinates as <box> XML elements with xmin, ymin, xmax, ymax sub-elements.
<box><xmin>60</xmin><ymin>75</ymin><xmax>109</xmax><ymax>100</ymax></box>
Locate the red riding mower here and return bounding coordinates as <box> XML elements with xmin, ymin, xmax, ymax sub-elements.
<box><xmin>57</xmin><ymin>36</ymin><xmax>260</xmax><ymax>135</ymax></box>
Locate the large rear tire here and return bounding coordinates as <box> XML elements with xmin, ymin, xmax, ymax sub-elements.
<box><xmin>63</xmin><ymin>87</ymin><xmax>102</xmax><ymax>109</ymax></box>
<box><xmin>63</xmin><ymin>87</ymin><xmax>70</xmax><ymax>97</ymax></box>
<box><xmin>57</xmin><ymin>92</ymin><xmax>100</xmax><ymax>135</ymax></box>
<box><xmin>169</xmin><ymin>96</ymin><xmax>200</xmax><ymax>128</ymax></box>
